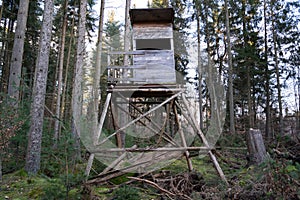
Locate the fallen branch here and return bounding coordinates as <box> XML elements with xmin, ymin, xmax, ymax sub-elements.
<box><xmin>128</xmin><ymin>176</ymin><xmax>176</xmax><ymax>196</ymax></box>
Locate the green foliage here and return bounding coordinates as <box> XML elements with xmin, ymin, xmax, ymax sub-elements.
<box><xmin>0</xmin><ymin>94</ymin><xmax>31</xmax><ymax>173</ymax></box>
<box><xmin>150</xmin><ymin>0</ymin><xmax>170</xmax><ymax>8</ymax></box>
<box><xmin>0</xmin><ymin>171</ymin><xmax>80</xmax><ymax>200</ymax></box>
<box><xmin>112</xmin><ymin>185</ymin><xmax>141</xmax><ymax>200</ymax></box>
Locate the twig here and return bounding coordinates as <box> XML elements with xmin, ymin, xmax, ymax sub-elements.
<box><xmin>128</xmin><ymin>176</ymin><xmax>176</xmax><ymax>196</ymax></box>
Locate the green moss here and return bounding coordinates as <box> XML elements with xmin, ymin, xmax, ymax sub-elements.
<box><xmin>110</xmin><ymin>173</ymin><xmax>135</xmax><ymax>184</ymax></box>
<box><xmin>112</xmin><ymin>185</ymin><xmax>141</xmax><ymax>200</ymax></box>
<box><xmin>0</xmin><ymin>173</ymin><xmax>82</xmax><ymax>200</ymax></box>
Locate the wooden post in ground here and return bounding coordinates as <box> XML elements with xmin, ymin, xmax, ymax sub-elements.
<box><xmin>85</xmin><ymin>93</ymin><xmax>112</xmax><ymax>178</ymax></box>
<box><xmin>174</xmin><ymin>103</ymin><xmax>193</xmax><ymax>171</ymax></box>
<box><xmin>180</xmin><ymin>94</ymin><xmax>229</xmax><ymax>185</ymax></box>
<box><xmin>246</xmin><ymin>128</ymin><xmax>268</xmax><ymax>165</ymax></box>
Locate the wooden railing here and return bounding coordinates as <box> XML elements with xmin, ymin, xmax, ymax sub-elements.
<box><xmin>107</xmin><ymin>50</ymin><xmax>176</xmax><ymax>85</ymax></box>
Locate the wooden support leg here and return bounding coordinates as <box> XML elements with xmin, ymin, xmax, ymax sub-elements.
<box><xmin>180</xmin><ymin>94</ymin><xmax>229</xmax><ymax>185</ymax></box>
<box><xmin>97</xmin><ymin>92</ymin><xmax>183</xmax><ymax>146</ymax></box>
<box><xmin>110</xmin><ymin>98</ymin><xmax>124</xmax><ymax>148</ymax></box>
<box><xmin>85</xmin><ymin>93</ymin><xmax>112</xmax><ymax>178</ymax></box>
<box><xmin>173</xmin><ymin>103</ymin><xmax>193</xmax><ymax>171</ymax></box>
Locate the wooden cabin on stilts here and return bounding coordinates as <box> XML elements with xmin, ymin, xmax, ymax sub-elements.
<box><xmin>86</xmin><ymin>8</ymin><xmax>228</xmax><ymax>185</ymax></box>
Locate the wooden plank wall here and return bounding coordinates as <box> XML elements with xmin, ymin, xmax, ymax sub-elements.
<box><xmin>107</xmin><ymin>22</ymin><xmax>176</xmax><ymax>85</ymax></box>
<box><xmin>133</xmin><ymin>50</ymin><xmax>176</xmax><ymax>84</ymax></box>
<box><xmin>133</xmin><ymin>23</ymin><xmax>173</xmax><ymax>39</ymax></box>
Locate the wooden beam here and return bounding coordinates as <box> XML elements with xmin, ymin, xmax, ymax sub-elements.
<box><xmin>99</xmin><ymin>145</ymin><xmax>137</xmax><ymax>175</ymax></box>
<box><xmin>91</xmin><ymin>146</ymin><xmax>211</xmax><ymax>153</ymax></box>
<box><xmin>174</xmin><ymin>103</ymin><xmax>193</xmax><ymax>171</ymax></box>
<box><xmin>94</xmin><ymin>93</ymin><xmax>112</xmax><ymax>144</ymax></box>
<box><xmin>180</xmin><ymin>94</ymin><xmax>229</xmax><ymax>185</ymax></box>
<box><xmin>85</xmin><ymin>93</ymin><xmax>112</xmax><ymax>178</ymax></box>
<box><xmin>97</xmin><ymin>91</ymin><xmax>183</xmax><ymax>146</ymax></box>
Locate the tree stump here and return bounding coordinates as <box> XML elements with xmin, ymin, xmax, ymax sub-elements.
<box><xmin>246</xmin><ymin>129</ymin><xmax>268</xmax><ymax>165</ymax></box>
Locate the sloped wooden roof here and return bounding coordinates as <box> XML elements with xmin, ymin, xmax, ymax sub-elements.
<box><xmin>129</xmin><ymin>8</ymin><xmax>174</xmax><ymax>24</ymax></box>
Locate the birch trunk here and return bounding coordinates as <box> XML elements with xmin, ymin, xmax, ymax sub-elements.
<box><xmin>7</xmin><ymin>0</ymin><xmax>29</xmax><ymax>107</ymax></box>
<box><xmin>25</xmin><ymin>0</ymin><xmax>54</xmax><ymax>174</ymax></box>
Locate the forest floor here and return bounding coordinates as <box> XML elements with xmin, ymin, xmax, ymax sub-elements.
<box><xmin>1</xmin><ymin>134</ymin><xmax>300</xmax><ymax>200</ymax></box>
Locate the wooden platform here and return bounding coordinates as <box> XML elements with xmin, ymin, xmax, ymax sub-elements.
<box><xmin>107</xmin><ymin>84</ymin><xmax>184</xmax><ymax>97</ymax></box>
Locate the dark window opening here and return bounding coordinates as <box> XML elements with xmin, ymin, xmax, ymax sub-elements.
<box><xmin>136</xmin><ymin>39</ymin><xmax>171</xmax><ymax>50</ymax></box>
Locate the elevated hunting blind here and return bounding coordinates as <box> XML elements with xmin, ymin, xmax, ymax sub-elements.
<box><xmin>86</xmin><ymin>8</ymin><xmax>228</xmax><ymax>185</ymax></box>
<box><xmin>108</xmin><ymin>8</ymin><xmax>176</xmax><ymax>86</ymax></box>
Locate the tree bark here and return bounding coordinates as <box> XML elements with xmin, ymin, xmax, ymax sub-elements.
<box><xmin>7</xmin><ymin>0</ymin><xmax>29</xmax><ymax>107</ymax></box>
<box><xmin>271</xmin><ymin>0</ymin><xmax>283</xmax><ymax>136</ymax></box>
<box><xmin>54</xmin><ymin>0</ymin><xmax>69</xmax><ymax>147</ymax></box>
<box><xmin>264</xmin><ymin>0</ymin><xmax>271</xmax><ymax>140</ymax></box>
<box><xmin>85</xmin><ymin>0</ymin><xmax>105</xmax><ymax>178</ymax></box>
<box><xmin>195</xmin><ymin>3</ymin><xmax>203</xmax><ymax>130</ymax></box>
<box><xmin>224</xmin><ymin>0</ymin><xmax>235</xmax><ymax>134</ymax></box>
<box><xmin>71</xmin><ymin>0</ymin><xmax>87</xmax><ymax>161</ymax></box>
<box><xmin>92</xmin><ymin>0</ymin><xmax>105</xmax><ymax>139</ymax></box>
<box><xmin>246</xmin><ymin>129</ymin><xmax>268</xmax><ymax>165</ymax></box>
<box><xmin>25</xmin><ymin>0</ymin><xmax>54</xmax><ymax>174</ymax></box>
<box><xmin>60</xmin><ymin>13</ymin><xmax>76</xmax><ymax>127</ymax></box>
<box><xmin>124</xmin><ymin>0</ymin><xmax>131</xmax><ymax>66</ymax></box>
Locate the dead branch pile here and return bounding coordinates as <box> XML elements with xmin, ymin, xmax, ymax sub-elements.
<box><xmin>130</xmin><ymin>171</ymin><xmax>204</xmax><ymax>199</ymax></box>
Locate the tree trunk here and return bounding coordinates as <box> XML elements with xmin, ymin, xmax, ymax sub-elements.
<box><xmin>118</xmin><ymin>0</ymin><xmax>131</xmax><ymax>147</ymax></box>
<box><xmin>195</xmin><ymin>4</ymin><xmax>203</xmax><ymax>130</ymax></box>
<box><xmin>225</xmin><ymin>0</ymin><xmax>235</xmax><ymax>134</ymax></box>
<box><xmin>246</xmin><ymin>129</ymin><xmax>268</xmax><ymax>165</ymax></box>
<box><xmin>53</xmin><ymin>0</ymin><xmax>69</xmax><ymax>147</ymax></box>
<box><xmin>124</xmin><ymin>0</ymin><xmax>131</xmax><ymax>65</ymax></box>
<box><xmin>7</xmin><ymin>0</ymin><xmax>29</xmax><ymax>107</ymax></box>
<box><xmin>25</xmin><ymin>0</ymin><xmax>54</xmax><ymax>174</ymax></box>
<box><xmin>0</xmin><ymin>154</ymin><xmax>2</xmax><ymax>182</ymax></box>
<box><xmin>85</xmin><ymin>0</ymin><xmax>105</xmax><ymax>178</ymax></box>
<box><xmin>271</xmin><ymin>0</ymin><xmax>283</xmax><ymax>136</ymax></box>
<box><xmin>241</xmin><ymin>0</ymin><xmax>254</xmax><ymax>129</ymax></box>
<box><xmin>60</xmin><ymin>13</ymin><xmax>76</xmax><ymax>128</ymax></box>
<box><xmin>0</xmin><ymin>1</ymin><xmax>3</xmax><ymax>20</ymax></box>
<box><xmin>264</xmin><ymin>0</ymin><xmax>271</xmax><ymax>140</ymax></box>
<box><xmin>92</xmin><ymin>0</ymin><xmax>105</xmax><ymax>139</ymax></box>
<box><xmin>71</xmin><ymin>0</ymin><xmax>87</xmax><ymax>161</ymax></box>
<box><xmin>1</xmin><ymin>4</ymin><xmax>14</xmax><ymax>94</ymax></box>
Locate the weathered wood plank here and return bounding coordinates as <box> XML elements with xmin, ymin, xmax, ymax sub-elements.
<box><xmin>133</xmin><ymin>23</ymin><xmax>172</xmax><ymax>28</ymax></box>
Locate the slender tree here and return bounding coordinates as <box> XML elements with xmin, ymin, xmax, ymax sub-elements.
<box><xmin>25</xmin><ymin>0</ymin><xmax>54</xmax><ymax>174</ymax></box>
<box><xmin>53</xmin><ymin>0</ymin><xmax>69</xmax><ymax>147</ymax></box>
<box><xmin>7</xmin><ymin>0</ymin><xmax>29</xmax><ymax>107</ymax></box>
<box><xmin>224</xmin><ymin>0</ymin><xmax>235</xmax><ymax>134</ymax></box>
<box><xmin>270</xmin><ymin>0</ymin><xmax>283</xmax><ymax>135</ymax></box>
<box><xmin>194</xmin><ymin>0</ymin><xmax>204</xmax><ymax>130</ymax></box>
<box><xmin>71</xmin><ymin>0</ymin><xmax>87</xmax><ymax>161</ymax></box>
<box><xmin>85</xmin><ymin>0</ymin><xmax>105</xmax><ymax>178</ymax></box>
<box><xmin>264</xmin><ymin>0</ymin><xmax>271</xmax><ymax>139</ymax></box>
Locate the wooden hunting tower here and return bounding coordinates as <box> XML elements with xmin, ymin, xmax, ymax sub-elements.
<box><xmin>108</xmin><ymin>8</ymin><xmax>176</xmax><ymax>85</ymax></box>
<box><xmin>86</xmin><ymin>8</ymin><xmax>228</xmax><ymax>185</ymax></box>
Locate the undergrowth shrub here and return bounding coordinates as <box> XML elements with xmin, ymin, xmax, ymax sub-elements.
<box><xmin>113</xmin><ymin>185</ymin><xmax>141</xmax><ymax>200</ymax></box>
